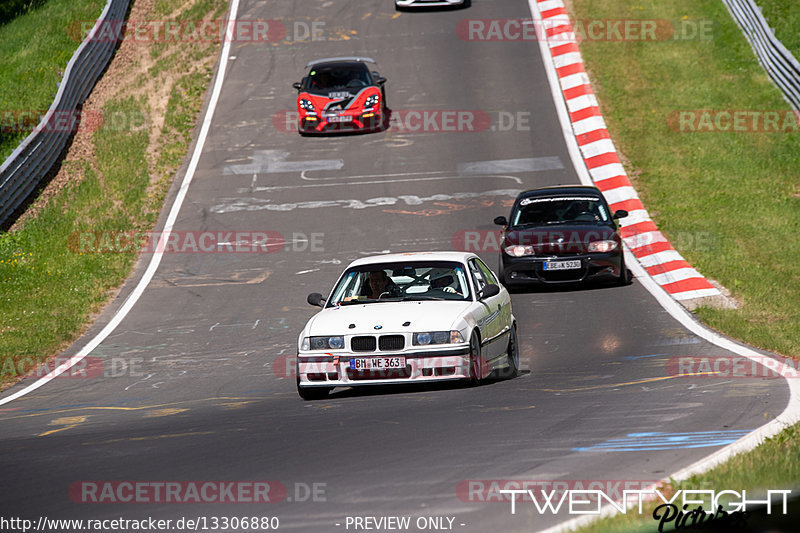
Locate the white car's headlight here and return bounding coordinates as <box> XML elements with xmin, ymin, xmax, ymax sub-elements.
<box><xmin>587</xmin><ymin>240</ymin><xmax>618</xmax><ymax>253</ymax></box>
<box><xmin>303</xmin><ymin>336</ymin><xmax>344</xmax><ymax>350</ymax></box>
<box><xmin>504</xmin><ymin>245</ymin><xmax>535</xmax><ymax>257</ymax></box>
<box><xmin>412</xmin><ymin>330</ymin><xmax>465</xmax><ymax>346</ymax></box>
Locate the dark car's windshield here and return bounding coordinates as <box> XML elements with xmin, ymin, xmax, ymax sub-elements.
<box><xmin>511</xmin><ymin>196</ymin><xmax>610</xmax><ymax>226</ymax></box>
<box><xmin>326</xmin><ymin>261</ymin><xmax>471</xmax><ymax>307</ymax></box>
<box><xmin>306</xmin><ymin>65</ymin><xmax>371</xmax><ymax>94</ymax></box>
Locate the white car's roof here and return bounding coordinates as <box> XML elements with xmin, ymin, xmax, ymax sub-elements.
<box><xmin>346</xmin><ymin>251</ymin><xmax>477</xmax><ymax>268</ymax></box>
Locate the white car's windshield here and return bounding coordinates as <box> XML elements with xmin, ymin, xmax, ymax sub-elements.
<box><xmin>327</xmin><ymin>261</ymin><xmax>471</xmax><ymax>306</ymax></box>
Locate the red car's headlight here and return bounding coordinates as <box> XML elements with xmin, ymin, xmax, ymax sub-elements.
<box><xmin>299</xmin><ymin>98</ymin><xmax>316</xmax><ymax>114</ymax></box>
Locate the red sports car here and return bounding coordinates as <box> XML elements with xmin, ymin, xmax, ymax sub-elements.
<box><xmin>292</xmin><ymin>57</ymin><xmax>387</xmax><ymax>134</ymax></box>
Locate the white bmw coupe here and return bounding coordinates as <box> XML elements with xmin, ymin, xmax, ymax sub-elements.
<box><xmin>296</xmin><ymin>252</ymin><xmax>518</xmax><ymax>400</ymax></box>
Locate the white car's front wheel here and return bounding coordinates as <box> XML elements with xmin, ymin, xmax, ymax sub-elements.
<box><xmin>468</xmin><ymin>332</ymin><xmax>483</xmax><ymax>386</ymax></box>
<box><xmin>296</xmin><ymin>369</ymin><xmax>333</xmax><ymax>400</ymax></box>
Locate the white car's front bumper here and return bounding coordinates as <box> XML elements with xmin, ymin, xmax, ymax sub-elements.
<box><xmin>297</xmin><ymin>346</ymin><xmax>471</xmax><ymax>387</ymax></box>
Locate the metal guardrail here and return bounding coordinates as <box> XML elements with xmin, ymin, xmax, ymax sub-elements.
<box><xmin>0</xmin><ymin>0</ymin><xmax>131</xmax><ymax>228</ymax></box>
<box><xmin>721</xmin><ymin>0</ymin><xmax>800</xmax><ymax>110</ymax></box>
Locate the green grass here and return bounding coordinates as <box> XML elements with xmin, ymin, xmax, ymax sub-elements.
<box><xmin>756</xmin><ymin>0</ymin><xmax>800</xmax><ymax>58</ymax></box>
<box><xmin>567</xmin><ymin>0</ymin><xmax>800</xmax><ymax>530</ymax></box>
<box><xmin>572</xmin><ymin>0</ymin><xmax>800</xmax><ymax>356</ymax></box>
<box><xmin>0</xmin><ymin>0</ymin><xmax>222</xmax><ymax>386</ymax></box>
<box><xmin>0</xmin><ymin>97</ymin><xmax>146</xmax><ymax>375</ymax></box>
<box><xmin>0</xmin><ymin>0</ymin><xmax>106</xmax><ymax>160</ymax></box>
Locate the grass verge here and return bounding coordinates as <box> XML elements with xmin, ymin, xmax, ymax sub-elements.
<box><xmin>0</xmin><ymin>0</ymin><xmax>106</xmax><ymax>160</ymax></box>
<box><xmin>0</xmin><ymin>0</ymin><xmax>226</xmax><ymax>387</ymax></box>
<box><xmin>756</xmin><ymin>0</ymin><xmax>800</xmax><ymax>58</ymax></box>
<box><xmin>566</xmin><ymin>0</ymin><xmax>800</xmax><ymax>530</ymax></box>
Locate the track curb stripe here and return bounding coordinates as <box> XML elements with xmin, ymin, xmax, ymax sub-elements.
<box><xmin>533</xmin><ymin>0</ymin><xmax>723</xmax><ymax>302</ymax></box>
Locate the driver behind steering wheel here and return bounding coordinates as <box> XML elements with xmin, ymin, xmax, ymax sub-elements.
<box><xmin>362</xmin><ymin>270</ymin><xmax>400</xmax><ymax>299</ymax></box>
<box><xmin>427</xmin><ymin>269</ymin><xmax>461</xmax><ymax>296</ymax></box>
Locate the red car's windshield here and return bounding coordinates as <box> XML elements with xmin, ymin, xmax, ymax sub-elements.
<box><xmin>306</xmin><ymin>65</ymin><xmax>371</xmax><ymax>93</ymax></box>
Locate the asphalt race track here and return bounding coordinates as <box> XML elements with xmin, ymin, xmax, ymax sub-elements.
<box><xmin>0</xmin><ymin>1</ymin><xmax>790</xmax><ymax>532</ymax></box>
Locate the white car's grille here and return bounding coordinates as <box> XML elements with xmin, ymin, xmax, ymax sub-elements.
<box><xmin>379</xmin><ymin>335</ymin><xmax>405</xmax><ymax>351</ymax></box>
<box><xmin>350</xmin><ymin>335</ymin><xmax>406</xmax><ymax>352</ymax></box>
<box><xmin>351</xmin><ymin>336</ymin><xmax>377</xmax><ymax>352</ymax></box>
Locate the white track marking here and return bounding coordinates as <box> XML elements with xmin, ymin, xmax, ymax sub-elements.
<box><xmin>0</xmin><ymin>0</ymin><xmax>242</xmax><ymax>406</ymax></box>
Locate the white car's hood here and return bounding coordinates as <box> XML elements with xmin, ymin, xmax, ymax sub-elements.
<box><xmin>307</xmin><ymin>300</ymin><xmax>473</xmax><ymax>335</ymax></box>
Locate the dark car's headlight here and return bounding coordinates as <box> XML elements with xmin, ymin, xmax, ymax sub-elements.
<box><xmin>299</xmin><ymin>99</ymin><xmax>316</xmax><ymax>114</ymax></box>
<box><xmin>413</xmin><ymin>331</ymin><xmax>465</xmax><ymax>346</ymax></box>
<box><xmin>504</xmin><ymin>245</ymin><xmax>535</xmax><ymax>257</ymax></box>
<box><xmin>302</xmin><ymin>336</ymin><xmax>344</xmax><ymax>350</ymax></box>
<box><xmin>588</xmin><ymin>240</ymin><xmax>618</xmax><ymax>253</ymax></box>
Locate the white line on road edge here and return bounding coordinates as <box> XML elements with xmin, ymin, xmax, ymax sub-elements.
<box><xmin>0</xmin><ymin>0</ymin><xmax>242</xmax><ymax>406</ymax></box>
<box><xmin>527</xmin><ymin>0</ymin><xmax>800</xmax><ymax>531</ymax></box>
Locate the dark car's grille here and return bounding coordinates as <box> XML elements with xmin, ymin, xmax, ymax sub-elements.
<box><xmin>379</xmin><ymin>335</ymin><xmax>405</xmax><ymax>351</ymax></box>
<box><xmin>351</xmin><ymin>336</ymin><xmax>377</xmax><ymax>352</ymax></box>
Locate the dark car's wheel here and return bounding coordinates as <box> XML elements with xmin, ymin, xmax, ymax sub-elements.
<box><xmin>500</xmin><ymin>325</ymin><xmax>519</xmax><ymax>379</ymax></box>
<box><xmin>617</xmin><ymin>255</ymin><xmax>630</xmax><ymax>286</ymax></box>
<box><xmin>468</xmin><ymin>332</ymin><xmax>483</xmax><ymax>386</ymax></box>
<box><xmin>500</xmin><ymin>271</ymin><xmax>522</xmax><ymax>293</ymax></box>
<box><xmin>296</xmin><ymin>378</ymin><xmax>333</xmax><ymax>401</ymax></box>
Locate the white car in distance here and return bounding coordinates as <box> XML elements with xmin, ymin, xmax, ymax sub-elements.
<box><xmin>395</xmin><ymin>0</ymin><xmax>470</xmax><ymax>10</ymax></box>
<box><xmin>296</xmin><ymin>252</ymin><xmax>518</xmax><ymax>400</ymax></box>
